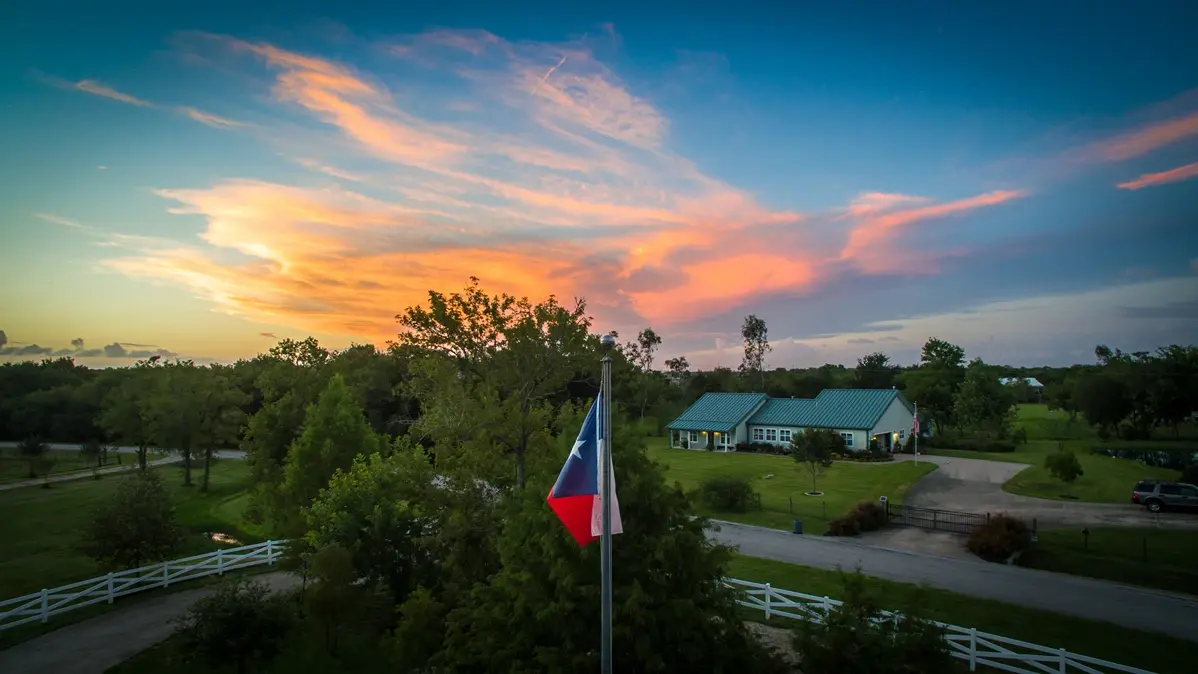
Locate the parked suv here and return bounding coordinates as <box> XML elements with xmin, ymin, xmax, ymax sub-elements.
<box><xmin>1132</xmin><ymin>480</ymin><xmax>1198</xmax><ymax>513</ymax></box>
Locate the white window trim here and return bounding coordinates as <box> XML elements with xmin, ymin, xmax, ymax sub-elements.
<box><xmin>840</xmin><ymin>432</ymin><xmax>854</xmax><ymax>448</ymax></box>
<box><xmin>779</xmin><ymin>429</ymin><xmax>792</xmax><ymax>443</ymax></box>
<box><xmin>752</xmin><ymin>427</ymin><xmax>764</xmax><ymax>441</ymax></box>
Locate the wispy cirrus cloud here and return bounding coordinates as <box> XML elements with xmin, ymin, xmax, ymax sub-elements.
<box><xmin>1116</xmin><ymin>162</ymin><xmax>1198</xmax><ymax>190</ymax></box>
<box><xmin>1080</xmin><ymin>111</ymin><xmax>1198</xmax><ymax>163</ymax></box>
<box><xmin>94</xmin><ymin>29</ymin><xmax>1025</xmax><ymax>342</ymax></box>
<box><xmin>40</xmin><ymin>72</ymin><xmax>246</xmax><ymax>130</ymax></box>
<box><xmin>176</xmin><ymin>106</ymin><xmax>247</xmax><ymax>128</ymax></box>
<box><xmin>74</xmin><ymin>79</ymin><xmax>152</xmax><ymax>107</ymax></box>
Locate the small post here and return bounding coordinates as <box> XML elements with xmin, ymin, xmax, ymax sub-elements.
<box><xmin>788</xmin><ymin>496</ymin><xmax>793</xmax><ymax>515</ymax></box>
<box><xmin>217</xmin><ymin>548</ymin><xmax>224</xmax><ymax>575</ymax></box>
<box><xmin>1081</xmin><ymin>527</ymin><xmax>1090</xmax><ymax>553</ymax></box>
<box><xmin>968</xmin><ymin>628</ymin><xmax>977</xmax><ymax>671</ymax></box>
<box><xmin>267</xmin><ymin>539</ymin><xmax>275</xmax><ymax>564</ymax></box>
<box><xmin>107</xmin><ymin>573</ymin><xmax>114</xmax><ymax>604</ymax></box>
<box><xmin>1058</xmin><ymin>647</ymin><xmax>1067</xmax><ymax>673</ymax></box>
<box><xmin>764</xmin><ymin>583</ymin><xmax>772</xmax><ymax>620</ymax></box>
<box><xmin>40</xmin><ymin>589</ymin><xmax>48</xmax><ymax>623</ymax></box>
<box><xmin>162</xmin><ymin>563</ymin><xmax>169</xmax><ymax>588</ymax></box>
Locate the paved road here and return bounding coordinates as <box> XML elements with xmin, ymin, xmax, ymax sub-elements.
<box><xmin>900</xmin><ymin>454</ymin><xmax>1198</xmax><ymax>530</ymax></box>
<box><xmin>0</xmin><ymin>443</ymin><xmax>247</xmax><ymax>460</ymax></box>
<box><xmin>0</xmin><ymin>572</ymin><xmax>298</xmax><ymax>674</ymax></box>
<box><xmin>710</xmin><ymin>520</ymin><xmax>1198</xmax><ymax>643</ymax></box>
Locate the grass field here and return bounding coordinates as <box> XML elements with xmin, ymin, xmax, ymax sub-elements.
<box><xmin>0</xmin><ymin>449</ymin><xmax>165</xmax><ymax>484</ymax></box>
<box><xmin>932</xmin><ymin>404</ymin><xmax>1193</xmax><ymax>503</ymax></box>
<box><xmin>1026</xmin><ymin>527</ymin><xmax>1198</xmax><ymax>595</ymax></box>
<box><xmin>647</xmin><ymin>438</ymin><xmax>937</xmax><ymax>534</ymax></box>
<box><xmin>0</xmin><ymin>460</ymin><xmax>261</xmax><ymax>600</ymax></box>
<box><xmin>726</xmin><ymin>555</ymin><xmax>1194</xmax><ymax>674</ymax></box>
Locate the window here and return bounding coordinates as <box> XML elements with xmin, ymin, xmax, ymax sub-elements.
<box><xmin>752</xmin><ymin>427</ymin><xmax>764</xmax><ymax>441</ymax></box>
<box><xmin>779</xmin><ymin>429</ymin><xmax>792</xmax><ymax>443</ymax></box>
<box><xmin>1182</xmin><ymin>486</ymin><xmax>1198</xmax><ymax>497</ymax></box>
<box><xmin>840</xmin><ymin>432</ymin><xmax>854</xmax><ymax>448</ymax></box>
<box><xmin>899</xmin><ymin>430</ymin><xmax>906</xmax><ymax>440</ymax></box>
<box><xmin>689</xmin><ymin>431</ymin><xmax>699</xmax><ymax>445</ymax></box>
<box><xmin>765</xmin><ymin>428</ymin><xmax>777</xmax><ymax>442</ymax></box>
<box><xmin>1160</xmin><ymin>485</ymin><xmax>1182</xmax><ymax>495</ymax></box>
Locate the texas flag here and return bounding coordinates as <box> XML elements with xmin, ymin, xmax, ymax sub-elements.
<box><xmin>546</xmin><ymin>395</ymin><xmax>623</xmax><ymax>546</ymax></box>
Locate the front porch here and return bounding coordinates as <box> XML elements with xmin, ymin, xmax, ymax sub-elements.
<box><xmin>669</xmin><ymin>428</ymin><xmax>736</xmax><ymax>452</ymax></box>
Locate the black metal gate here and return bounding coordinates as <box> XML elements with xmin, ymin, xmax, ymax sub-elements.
<box><xmin>886</xmin><ymin>502</ymin><xmax>989</xmax><ymax>535</ymax></box>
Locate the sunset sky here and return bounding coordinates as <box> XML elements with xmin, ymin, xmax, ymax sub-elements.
<box><xmin>2</xmin><ymin>1</ymin><xmax>1197</xmax><ymax>369</ymax></box>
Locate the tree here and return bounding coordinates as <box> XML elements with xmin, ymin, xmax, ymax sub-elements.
<box><xmin>902</xmin><ymin>337</ymin><xmax>967</xmax><ymax>433</ymax></box>
<box><xmin>791</xmin><ymin>428</ymin><xmax>840</xmax><ymax>494</ymax></box>
<box><xmin>81</xmin><ymin>470</ymin><xmax>181</xmax><ymax>570</ymax></box>
<box><xmin>194</xmin><ymin>365</ymin><xmax>249</xmax><ymax>492</ymax></box>
<box><xmin>1043</xmin><ymin>376</ymin><xmax>1079</xmax><ymax>422</ymax></box>
<box><xmin>664</xmin><ymin>356</ymin><xmax>690</xmax><ymax>385</ymax></box>
<box><xmin>1074</xmin><ymin>373</ymin><xmax>1131</xmax><ymax>438</ymax></box>
<box><xmin>792</xmin><ymin>570</ymin><xmax>957</xmax><ymax>674</ymax></box>
<box><xmin>922</xmin><ymin>337</ymin><xmax>966</xmax><ymax>370</ymax></box>
<box><xmin>854</xmin><ymin>352</ymin><xmax>896</xmax><ymax>390</ymax></box>
<box><xmin>98</xmin><ymin>356</ymin><xmax>162</xmax><ymax>471</ymax></box>
<box><xmin>17</xmin><ymin>436</ymin><xmax>48</xmax><ymax>478</ymax></box>
<box><xmin>307</xmin><ymin>544</ymin><xmax>362</xmax><ymax>654</ymax></box>
<box><xmin>279</xmin><ymin>374</ymin><xmax>386</xmax><ymax>534</ymax></box>
<box><xmin>397</xmin><ymin>277</ymin><xmax>593</xmax><ymax>488</ymax></box>
<box><xmin>431</xmin><ymin>421</ymin><xmax>788</xmax><ymax>673</ymax></box>
<box><xmin>739</xmin><ymin>314</ymin><xmax>771</xmax><ymax>391</ymax></box>
<box><xmin>623</xmin><ymin>327</ymin><xmax>663</xmax><ymax>421</ymax></box>
<box><xmin>1044</xmin><ymin>450</ymin><xmax>1084</xmax><ymax>498</ymax></box>
<box><xmin>176</xmin><ymin>579</ymin><xmax>295</xmax><ymax>674</ymax></box>
<box><xmin>953</xmin><ymin>358</ymin><xmax>1016</xmax><ymax>439</ymax></box>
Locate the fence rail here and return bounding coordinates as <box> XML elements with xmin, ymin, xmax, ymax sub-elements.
<box><xmin>0</xmin><ymin>540</ymin><xmax>281</xmax><ymax>632</ymax></box>
<box><xmin>0</xmin><ymin>544</ymin><xmax>1149</xmax><ymax>673</ymax></box>
<box><xmin>724</xmin><ymin>578</ymin><xmax>1151</xmax><ymax>674</ymax></box>
<box><xmin>887</xmin><ymin>502</ymin><xmax>990</xmax><ymax>535</ymax></box>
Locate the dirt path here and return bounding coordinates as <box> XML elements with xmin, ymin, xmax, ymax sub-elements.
<box><xmin>0</xmin><ymin>457</ymin><xmax>182</xmax><ymax>492</ymax></box>
<box><xmin>0</xmin><ymin>572</ymin><xmax>299</xmax><ymax>674</ymax></box>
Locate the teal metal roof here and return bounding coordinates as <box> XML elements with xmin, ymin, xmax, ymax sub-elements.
<box><xmin>749</xmin><ymin>398</ymin><xmax>819</xmax><ymax>426</ymax></box>
<box><xmin>666</xmin><ymin>392</ymin><xmax>767</xmax><ymax>432</ymax></box>
<box><xmin>802</xmin><ymin>389</ymin><xmax>910</xmax><ymax>430</ymax></box>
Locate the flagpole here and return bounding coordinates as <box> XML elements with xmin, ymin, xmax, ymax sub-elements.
<box><xmin>599</xmin><ymin>334</ymin><xmax>615</xmax><ymax>674</ymax></box>
<box><xmin>914</xmin><ymin>401</ymin><xmax>919</xmax><ymax>465</ymax></box>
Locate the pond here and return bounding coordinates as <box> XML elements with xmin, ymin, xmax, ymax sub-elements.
<box><xmin>1089</xmin><ymin>447</ymin><xmax>1197</xmax><ymax>470</ymax></box>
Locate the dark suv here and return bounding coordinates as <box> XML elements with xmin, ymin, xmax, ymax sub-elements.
<box><xmin>1132</xmin><ymin>480</ymin><xmax>1198</xmax><ymax>513</ymax></box>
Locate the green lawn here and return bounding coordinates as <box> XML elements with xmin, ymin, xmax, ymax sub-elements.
<box><xmin>0</xmin><ymin>449</ymin><xmax>165</xmax><ymax>484</ymax></box>
<box><xmin>727</xmin><ymin>554</ymin><xmax>1194</xmax><ymax>674</ymax></box>
<box><xmin>647</xmin><ymin>438</ymin><xmax>937</xmax><ymax>535</ymax></box>
<box><xmin>0</xmin><ymin>460</ymin><xmax>260</xmax><ymax>600</ymax></box>
<box><xmin>931</xmin><ymin>404</ymin><xmax>1192</xmax><ymax>503</ymax></box>
<box><xmin>1026</xmin><ymin>527</ymin><xmax>1198</xmax><ymax>595</ymax></box>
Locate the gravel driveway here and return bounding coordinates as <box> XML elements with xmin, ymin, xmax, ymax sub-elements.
<box><xmin>900</xmin><ymin>455</ymin><xmax>1198</xmax><ymax>530</ymax></box>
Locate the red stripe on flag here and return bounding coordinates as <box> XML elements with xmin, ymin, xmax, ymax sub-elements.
<box><xmin>547</xmin><ymin>491</ymin><xmax>599</xmax><ymax>546</ymax></box>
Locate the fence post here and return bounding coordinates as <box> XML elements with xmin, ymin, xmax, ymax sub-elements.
<box><xmin>107</xmin><ymin>573</ymin><xmax>114</xmax><ymax>604</ymax></box>
<box><xmin>1058</xmin><ymin>648</ymin><xmax>1067</xmax><ymax>673</ymax></box>
<box><xmin>764</xmin><ymin>583</ymin><xmax>772</xmax><ymax>620</ymax></box>
<box><xmin>969</xmin><ymin>628</ymin><xmax>977</xmax><ymax>671</ymax></box>
<box><xmin>932</xmin><ymin>510</ymin><xmax>938</xmax><ymax>531</ymax></box>
<box><xmin>40</xmin><ymin>589</ymin><xmax>48</xmax><ymax>623</ymax></box>
<box><xmin>162</xmin><ymin>563</ymin><xmax>169</xmax><ymax>589</ymax></box>
<box><xmin>217</xmin><ymin>549</ymin><xmax>224</xmax><ymax>575</ymax></box>
<box><xmin>822</xmin><ymin>596</ymin><xmax>831</xmax><ymax>623</ymax></box>
<box><xmin>267</xmin><ymin>540</ymin><xmax>275</xmax><ymax>565</ymax></box>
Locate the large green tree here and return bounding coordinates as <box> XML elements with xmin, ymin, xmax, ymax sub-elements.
<box><xmin>953</xmin><ymin>358</ymin><xmax>1016</xmax><ymax>439</ymax></box>
<box><xmin>854</xmin><ymin>352</ymin><xmax>896</xmax><ymax>390</ymax></box>
<box><xmin>902</xmin><ymin>337</ymin><xmax>967</xmax><ymax>434</ymax></box>
<box><xmin>739</xmin><ymin>314</ymin><xmax>771</xmax><ymax>391</ymax></box>
<box><xmin>98</xmin><ymin>356</ymin><xmax>163</xmax><ymax>471</ymax></box>
<box><xmin>81</xmin><ymin>470</ymin><xmax>182</xmax><ymax>570</ymax></box>
<box><xmin>430</xmin><ymin>421</ymin><xmax>788</xmax><ymax>673</ymax></box>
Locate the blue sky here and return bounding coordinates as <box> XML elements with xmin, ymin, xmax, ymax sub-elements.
<box><xmin>1</xmin><ymin>0</ymin><xmax>1196</xmax><ymax>368</ymax></box>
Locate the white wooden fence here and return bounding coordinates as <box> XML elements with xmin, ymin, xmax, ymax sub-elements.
<box><xmin>0</xmin><ymin>540</ymin><xmax>281</xmax><ymax>631</ymax></box>
<box><xmin>0</xmin><ymin>544</ymin><xmax>1151</xmax><ymax>674</ymax></box>
<box><xmin>725</xmin><ymin>578</ymin><xmax>1152</xmax><ymax>674</ymax></box>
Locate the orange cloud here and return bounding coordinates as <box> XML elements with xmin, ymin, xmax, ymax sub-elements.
<box><xmin>1081</xmin><ymin>111</ymin><xmax>1198</xmax><ymax>162</ymax></box>
<box><xmin>176</xmin><ymin>106</ymin><xmax>246</xmax><ymax>128</ymax></box>
<box><xmin>74</xmin><ymin>79</ymin><xmax>152</xmax><ymax>107</ymax></box>
<box><xmin>1116</xmin><ymin>162</ymin><xmax>1198</xmax><ymax>190</ymax></box>
<box><xmin>840</xmin><ymin>190</ymin><xmax>1027</xmax><ymax>269</ymax></box>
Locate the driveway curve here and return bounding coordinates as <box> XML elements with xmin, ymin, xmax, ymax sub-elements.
<box><xmin>900</xmin><ymin>455</ymin><xmax>1198</xmax><ymax>530</ymax></box>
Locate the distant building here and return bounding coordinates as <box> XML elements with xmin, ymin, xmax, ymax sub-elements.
<box><xmin>999</xmin><ymin>377</ymin><xmax>1044</xmax><ymax>402</ymax></box>
<box><xmin>665</xmin><ymin>389</ymin><xmax>914</xmax><ymax>453</ymax></box>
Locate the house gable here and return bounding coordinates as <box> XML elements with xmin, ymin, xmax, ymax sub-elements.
<box><xmin>666</xmin><ymin>392</ymin><xmax>768</xmax><ymax>432</ymax></box>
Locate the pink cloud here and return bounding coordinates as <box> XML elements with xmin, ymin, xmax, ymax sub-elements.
<box><xmin>1080</xmin><ymin>111</ymin><xmax>1198</xmax><ymax>162</ymax></box>
<box><xmin>74</xmin><ymin>79</ymin><xmax>152</xmax><ymax>107</ymax></box>
<box><xmin>176</xmin><ymin>106</ymin><xmax>246</xmax><ymax>128</ymax></box>
<box><xmin>1116</xmin><ymin>162</ymin><xmax>1198</xmax><ymax>190</ymax></box>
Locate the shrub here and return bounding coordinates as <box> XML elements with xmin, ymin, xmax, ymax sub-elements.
<box><xmin>177</xmin><ymin>579</ymin><xmax>296</xmax><ymax>674</ymax></box>
<box><xmin>696</xmin><ymin>476</ymin><xmax>761</xmax><ymax>512</ymax></box>
<box><xmin>1012</xmin><ymin>427</ymin><xmax>1028</xmax><ymax>446</ymax></box>
<box><xmin>837</xmin><ymin>451</ymin><xmax>894</xmax><ymax>463</ymax></box>
<box><xmin>951</xmin><ymin>439</ymin><xmax>1016</xmax><ymax>453</ymax></box>
<box><xmin>793</xmin><ymin>570</ymin><xmax>959</xmax><ymax>674</ymax></box>
<box><xmin>826</xmin><ymin>501</ymin><xmax>888</xmax><ymax>537</ymax></box>
<box><xmin>1182</xmin><ymin>463</ymin><xmax>1198</xmax><ymax>486</ymax></box>
<box><xmin>967</xmin><ymin>515</ymin><xmax>1031</xmax><ymax>564</ymax></box>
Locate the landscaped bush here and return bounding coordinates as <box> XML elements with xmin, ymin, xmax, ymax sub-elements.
<box><xmin>1011</xmin><ymin>427</ymin><xmax>1028</xmax><ymax>446</ymax></box>
<box><xmin>825</xmin><ymin>501</ymin><xmax>888</xmax><ymax>537</ymax></box>
<box><xmin>735</xmin><ymin>441</ymin><xmax>788</xmax><ymax>455</ymax></box>
<box><xmin>695</xmin><ymin>476</ymin><xmax>761</xmax><ymax>512</ymax></box>
<box><xmin>967</xmin><ymin>515</ymin><xmax>1032</xmax><ymax>564</ymax></box>
<box><xmin>834</xmin><ymin>450</ymin><xmax>894</xmax><ymax>463</ymax></box>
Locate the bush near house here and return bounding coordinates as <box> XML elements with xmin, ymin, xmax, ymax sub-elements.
<box><xmin>735</xmin><ymin>441</ymin><xmax>789</xmax><ymax>455</ymax></box>
<box><xmin>825</xmin><ymin>501</ymin><xmax>888</xmax><ymax>537</ymax></box>
<box><xmin>967</xmin><ymin>515</ymin><xmax>1032</xmax><ymax>564</ymax></box>
<box><xmin>696</xmin><ymin>476</ymin><xmax>761</xmax><ymax>512</ymax></box>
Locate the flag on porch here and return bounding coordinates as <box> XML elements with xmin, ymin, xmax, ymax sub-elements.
<box><xmin>546</xmin><ymin>395</ymin><xmax>623</xmax><ymax>546</ymax></box>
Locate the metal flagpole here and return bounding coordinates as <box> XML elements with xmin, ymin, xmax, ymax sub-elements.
<box><xmin>913</xmin><ymin>401</ymin><xmax>919</xmax><ymax>465</ymax></box>
<box><xmin>599</xmin><ymin>334</ymin><xmax>615</xmax><ymax>674</ymax></box>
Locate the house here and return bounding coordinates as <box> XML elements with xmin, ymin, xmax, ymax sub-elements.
<box><xmin>665</xmin><ymin>389</ymin><xmax>916</xmax><ymax>453</ymax></box>
<box><xmin>999</xmin><ymin>377</ymin><xmax>1044</xmax><ymax>402</ymax></box>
